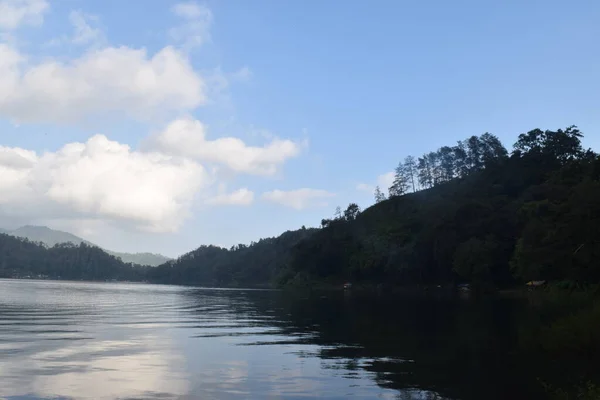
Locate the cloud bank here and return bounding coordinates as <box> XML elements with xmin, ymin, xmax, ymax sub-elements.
<box><xmin>0</xmin><ymin>44</ymin><xmax>204</xmax><ymax>123</ymax></box>
<box><xmin>0</xmin><ymin>136</ymin><xmax>206</xmax><ymax>232</ymax></box>
<box><xmin>0</xmin><ymin>1</ymin><xmax>317</xmax><ymax>241</ymax></box>
<box><xmin>147</xmin><ymin>117</ymin><xmax>304</xmax><ymax>176</ymax></box>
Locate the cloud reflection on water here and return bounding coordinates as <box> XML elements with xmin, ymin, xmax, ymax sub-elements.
<box><xmin>0</xmin><ymin>280</ymin><xmax>443</xmax><ymax>400</ymax></box>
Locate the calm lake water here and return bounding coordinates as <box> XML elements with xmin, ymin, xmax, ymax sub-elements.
<box><xmin>0</xmin><ymin>279</ymin><xmax>550</xmax><ymax>399</ymax></box>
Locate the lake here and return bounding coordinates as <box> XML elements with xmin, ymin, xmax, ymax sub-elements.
<box><xmin>0</xmin><ymin>279</ymin><xmax>554</xmax><ymax>399</ymax></box>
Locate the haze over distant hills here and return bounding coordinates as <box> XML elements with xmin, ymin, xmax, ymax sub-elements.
<box><xmin>2</xmin><ymin>226</ymin><xmax>171</xmax><ymax>267</ymax></box>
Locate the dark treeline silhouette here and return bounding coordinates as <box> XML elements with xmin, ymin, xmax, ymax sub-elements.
<box><xmin>146</xmin><ymin>228</ymin><xmax>316</xmax><ymax>286</ymax></box>
<box><xmin>1</xmin><ymin>125</ymin><xmax>598</xmax><ymax>289</ymax></box>
<box><xmin>0</xmin><ymin>234</ymin><xmax>148</xmax><ymax>281</ymax></box>
<box><xmin>281</xmin><ymin>126</ymin><xmax>600</xmax><ymax>288</ymax></box>
<box><xmin>387</xmin><ymin>133</ymin><xmax>508</xmax><ymax>196</ymax></box>
<box><xmin>0</xmin><ymin>228</ymin><xmax>315</xmax><ymax>286</ymax></box>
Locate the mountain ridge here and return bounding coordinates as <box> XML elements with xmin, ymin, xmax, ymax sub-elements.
<box><xmin>3</xmin><ymin>225</ymin><xmax>171</xmax><ymax>267</ymax></box>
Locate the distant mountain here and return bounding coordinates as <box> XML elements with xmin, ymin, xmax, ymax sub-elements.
<box><xmin>105</xmin><ymin>251</ymin><xmax>172</xmax><ymax>266</ymax></box>
<box><xmin>11</xmin><ymin>225</ymin><xmax>93</xmax><ymax>247</ymax></box>
<box><xmin>3</xmin><ymin>225</ymin><xmax>171</xmax><ymax>267</ymax></box>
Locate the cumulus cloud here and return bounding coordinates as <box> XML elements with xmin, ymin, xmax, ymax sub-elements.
<box><xmin>147</xmin><ymin>117</ymin><xmax>304</xmax><ymax>175</ymax></box>
<box><xmin>356</xmin><ymin>171</ymin><xmax>395</xmax><ymax>193</ymax></box>
<box><xmin>0</xmin><ymin>0</ymin><xmax>48</xmax><ymax>30</ymax></box>
<box><xmin>205</xmin><ymin>188</ymin><xmax>254</xmax><ymax>206</ymax></box>
<box><xmin>0</xmin><ymin>1</ymin><xmax>309</xmax><ymax>242</ymax></box>
<box><xmin>0</xmin><ymin>43</ymin><xmax>205</xmax><ymax>123</ymax></box>
<box><xmin>0</xmin><ymin>136</ymin><xmax>207</xmax><ymax>232</ymax></box>
<box><xmin>170</xmin><ymin>2</ymin><xmax>213</xmax><ymax>51</ymax></box>
<box><xmin>261</xmin><ymin>189</ymin><xmax>335</xmax><ymax>210</ymax></box>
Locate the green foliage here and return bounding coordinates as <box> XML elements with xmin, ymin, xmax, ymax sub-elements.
<box><xmin>344</xmin><ymin>203</ymin><xmax>361</xmax><ymax>221</ymax></box>
<box><xmin>1</xmin><ymin>125</ymin><xmax>598</xmax><ymax>292</ymax></box>
<box><xmin>374</xmin><ymin>186</ymin><xmax>386</xmax><ymax>203</ymax></box>
<box><xmin>452</xmin><ymin>237</ymin><xmax>497</xmax><ymax>283</ymax></box>
<box><xmin>389</xmin><ymin>161</ymin><xmax>411</xmax><ymax>196</ymax></box>
<box><xmin>0</xmin><ymin>234</ymin><xmax>148</xmax><ymax>281</ymax></box>
<box><xmin>281</xmin><ymin>126</ymin><xmax>599</xmax><ymax>288</ymax></box>
<box><xmin>146</xmin><ymin>228</ymin><xmax>316</xmax><ymax>287</ymax></box>
<box><xmin>3</xmin><ymin>225</ymin><xmax>171</xmax><ymax>266</ymax></box>
<box><xmin>514</xmin><ymin>126</ymin><xmax>584</xmax><ymax>163</ymax></box>
<box><xmin>0</xmin><ymin>228</ymin><xmax>315</xmax><ymax>287</ymax></box>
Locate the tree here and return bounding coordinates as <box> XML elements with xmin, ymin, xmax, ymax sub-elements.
<box><xmin>545</xmin><ymin>126</ymin><xmax>584</xmax><ymax>162</ymax></box>
<box><xmin>403</xmin><ymin>155</ymin><xmax>418</xmax><ymax>192</ymax></box>
<box><xmin>334</xmin><ymin>206</ymin><xmax>342</xmax><ymax>220</ymax></box>
<box><xmin>425</xmin><ymin>152</ymin><xmax>442</xmax><ymax>186</ymax></box>
<box><xmin>452</xmin><ymin>141</ymin><xmax>469</xmax><ymax>177</ymax></box>
<box><xmin>417</xmin><ymin>155</ymin><xmax>434</xmax><ymax>189</ymax></box>
<box><xmin>438</xmin><ymin>146</ymin><xmax>455</xmax><ymax>182</ymax></box>
<box><xmin>466</xmin><ymin>135</ymin><xmax>483</xmax><ymax>171</ymax></box>
<box><xmin>344</xmin><ymin>203</ymin><xmax>361</xmax><ymax>221</ymax></box>
<box><xmin>480</xmin><ymin>132</ymin><xmax>508</xmax><ymax>165</ymax></box>
<box><xmin>513</xmin><ymin>128</ymin><xmax>545</xmax><ymax>155</ymax></box>
<box><xmin>374</xmin><ymin>186</ymin><xmax>386</xmax><ymax>203</ymax></box>
<box><xmin>389</xmin><ymin>162</ymin><xmax>410</xmax><ymax>197</ymax></box>
<box><xmin>514</xmin><ymin>126</ymin><xmax>584</xmax><ymax>164</ymax></box>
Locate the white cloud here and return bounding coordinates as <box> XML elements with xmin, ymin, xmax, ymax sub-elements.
<box><xmin>170</xmin><ymin>2</ymin><xmax>213</xmax><ymax>51</ymax></box>
<box><xmin>262</xmin><ymin>188</ymin><xmax>335</xmax><ymax>210</ymax></box>
<box><xmin>356</xmin><ymin>171</ymin><xmax>395</xmax><ymax>193</ymax></box>
<box><xmin>69</xmin><ymin>10</ymin><xmax>104</xmax><ymax>46</ymax></box>
<box><xmin>0</xmin><ymin>135</ymin><xmax>207</xmax><ymax>232</ymax></box>
<box><xmin>0</xmin><ymin>43</ymin><xmax>205</xmax><ymax>123</ymax></box>
<box><xmin>0</xmin><ymin>0</ymin><xmax>48</xmax><ymax>30</ymax></box>
<box><xmin>377</xmin><ymin>171</ymin><xmax>395</xmax><ymax>189</ymax></box>
<box><xmin>206</xmin><ymin>188</ymin><xmax>254</xmax><ymax>206</ymax></box>
<box><xmin>147</xmin><ymin>117</ymin><xmax>304</xmax><ymax>175</ymax></box>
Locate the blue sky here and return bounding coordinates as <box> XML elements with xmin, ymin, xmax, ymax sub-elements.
<box><xmin>1</xmin><ymin>0</ymin><xmax>599</xmax><ymax>257</ymax></box>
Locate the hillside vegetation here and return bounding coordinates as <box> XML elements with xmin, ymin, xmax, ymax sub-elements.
<box><xmin>280</xmin><ymin>126</ymin><xmax>600</xmax><ymax>288</ymax></box>
<box><xmin>146</xmin><ymin>228</ymin><xmax>316</xmax><ymax>287</ymax></box>
<box><xmin>0</xmin><ymin>234</ymin><xmax>148</xmax><ymax>281</ymax></box>
<box><xmin>0</xmin><ymin>125</ymin><xmax>598</xmax><ymax>290</ymax></box>
<box><xmin>3</xmin><ymin>226</ymin><xmax>171</xmax><ymax>266</ymax></box>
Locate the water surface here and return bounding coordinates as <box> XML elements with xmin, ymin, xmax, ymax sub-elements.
<box><xmin>0</xmin><ymin>279</ymin><xmax>543</xmax><ymax>399</ymax></box>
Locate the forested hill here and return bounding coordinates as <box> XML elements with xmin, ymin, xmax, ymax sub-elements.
<box><xmin>0</xmin><ymin>234</ymin><xmax>149</xmax><ymax>281</ymax></box>
<box><xmin>1</xmin><ymin>126</ymin><xmax>598</xmax><ymax>288</ymax></box>
<box><xmin>0</xmin><ymin>227</ymin><xmax>317</xmax><ymax>286</ymax></box>
<box><xmin>280</xmin><ymin>126</ymin><xmax>600</xmax><ymax>288</ymax></box>
<box><xmin>2</xmin><ymin>225</ymin><xmax>171</xmax><ymax>266</ymax></box>
<box><xmin>145</xmin><ymin>125</ymin><xmax>599</xmax><ymax>289</ymax></box>
<box><xmin>146</xmin><ymin>228</ymin><xmax>317</xmax><ymax>287</ymax></box>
